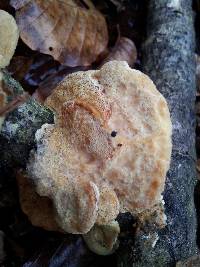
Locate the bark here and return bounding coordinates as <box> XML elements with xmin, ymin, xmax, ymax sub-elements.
<box><xmin>118</xmin><ymin>0</ymin><xmax>198</xmax><ymax>266</ymax></box>
<box><xmin>0</xmin><ymin>72</ymin><xmax>53</xmax><ymax>174</ymax></box>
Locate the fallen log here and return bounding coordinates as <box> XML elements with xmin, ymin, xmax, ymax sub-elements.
<box><xmin>118</xmin><ymin>0</ymin><xmax>198</xmax><ymax>266</ymax></box>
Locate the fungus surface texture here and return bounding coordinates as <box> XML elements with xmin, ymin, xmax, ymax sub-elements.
<box><xmin>27</xmin><ymin>61</ymin><xmax>172</xmax><ymax>234</ymax></box>
<box><xmin>0</xmin><ymin>10</ymin><xmax>19</xmax><ymax>68</ymax></box>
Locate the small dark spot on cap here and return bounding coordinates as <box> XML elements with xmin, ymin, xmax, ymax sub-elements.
<box><xmin>111</xmin><ymin>131</ymin><xmax>117</xmax><ymax>137</ymax></box>
<box><xmin>49</xmin><ymin>47</ymin><xmax>53</xmax><ymax>51</ymax></box>
<box><xmin>118</xmin><ymin>144</ymin><xmax>122</xmax><ymax>147</ymax></box>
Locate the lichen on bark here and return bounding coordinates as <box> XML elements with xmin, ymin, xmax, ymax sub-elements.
<box><xmin>0</xmin><ymin>72</ymin><xmax>53</xmax><ymax>173</ymax></box>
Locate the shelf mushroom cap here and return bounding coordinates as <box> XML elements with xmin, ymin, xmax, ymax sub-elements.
<box><xmin>27</xmin><ymin>61</ymin><xmax>172</xmax><ymax>234</ymax></box>
<box><xmin>0</xmin><ymin>10</ymin><xmax>19</xmax><ymax>68</ymax></box>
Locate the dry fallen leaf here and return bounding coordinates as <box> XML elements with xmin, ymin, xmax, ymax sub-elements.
<box><xmin>33</xmin><ymin>65</ymin><xmax>88</xmax><ymax>103</ymax></box>
<box><xmin>7</xmin><ymin>56</ymin><xmax>33</xmax><ymax>82</ymax></box>
<box><xmin>11</xmin><ymin>0</ymin><xmax>108</xmax><ymax>67</ymax></box>
<box><xmin>33</xmin><ymin>37</ymin><xmax>137</xmax><ymax>103</ymax></box>
<box><xmin>101</xmin><ymin>37</ymin><xmax>137</xmax><ymax>67</ymax></box>
<box><xmin>17</xmin><ymin>170</ymin><xmax>62</xmax><ymax>232</ymax></box>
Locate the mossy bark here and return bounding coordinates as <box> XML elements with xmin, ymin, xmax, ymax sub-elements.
<box><xmin>0</xmin><ymin>72</ymin><xmax>53</xmax><ymax>174</ymax></box>
<box><xmin>118</xmin><ymin>0</ymin><xmax>198</xmax><ymax>266</ymax></box>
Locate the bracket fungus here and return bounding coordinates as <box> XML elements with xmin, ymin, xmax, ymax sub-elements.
<box><xmin>83</xmin><ymin>221</ymin><xmax>120</xmax><ymax>255</ymax></box>
<box><xmin>0</xmin><ymin>10</ymin><xmax>19</xmax><ymax>69</ymax></box>
<box><xmin>0</xmin><ymin>10</ymin><xmax>19</xmax><ymax>131</ymax></box>
<box><xmin>27</xmin><ymin>61</ymin><xmax>172</xmax><ymax>252</ymax></box>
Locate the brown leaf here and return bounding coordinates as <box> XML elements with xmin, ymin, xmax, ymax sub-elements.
<box><xmin>11</xmin><ymin>0</ymin><xmax>108</xmax><ymax>67</ymax></box>
<box><xmin>21</xmin><ymin>54</ymin><xmax>61</xmax><ymax>92</ymax></box>
<box><xmin>17</xmin><ymin>170</ymin><xmax>62</xmax><ymax>232</ymax></box>
<box><xmin>33</xmin><ymin>65</ymin><xmax>88</xmax><ymax>103</ymax></box>
<box><xmin>6</xmin><ymin>56</ymin><xmax>33</xmax><ymax>82</ymax></box>
<box><xmin>101</xmin><ymin>37</ymin><xmax>137</xmax><ymax>67</ymax></box>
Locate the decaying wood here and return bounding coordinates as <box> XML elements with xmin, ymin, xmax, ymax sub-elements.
<box><xmin>118</xmin><ymin>0</ymin><xmax>198</xmax><ymax>266</ymax></box>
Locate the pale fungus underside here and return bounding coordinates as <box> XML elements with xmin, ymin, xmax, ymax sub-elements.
<box><xmin>0</xmin><ymin>10</ymin><xmax>19</xmax><ymax>69</ymax></box>
<box><xmin>24</xmin><ymin>61</ymin><xmax>172</xmax><ymax>254</ymax></box>
<box><xmin>0</xmin><ymin>10</ymin><xmax>19</xmax><ymax>130</ymax></box>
